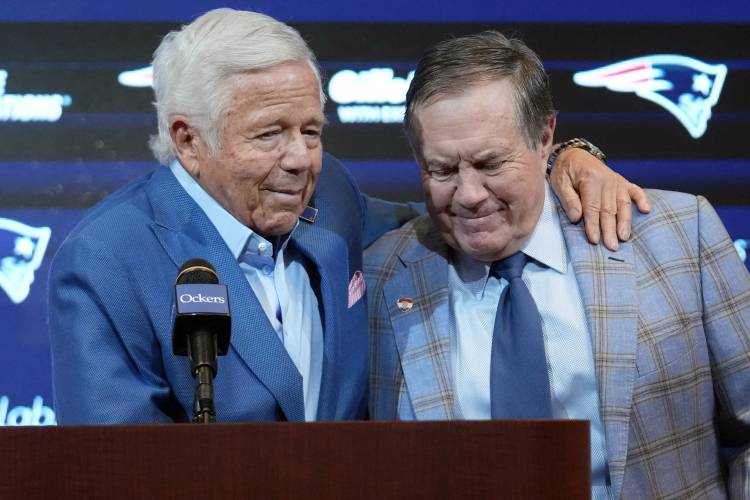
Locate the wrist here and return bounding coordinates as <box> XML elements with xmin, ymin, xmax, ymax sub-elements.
<box><xmin>546</xmin><ymin>138</ymin><xmax>606</xmax><ymax>176</ymax></box>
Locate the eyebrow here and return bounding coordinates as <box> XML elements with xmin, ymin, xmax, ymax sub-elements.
<box><xmin>298</xmin><ymin>112</ymin><xmax>326</xmax><ymax>127</ymax></box>
<box><xmin>469</xmin><ymin>148</ymin><xmax>516</xmax><ymax>163</ymax></box>
<box><xmin>424</xmin><ymin>158</ymin><xmax>456</xmax><ymax>170</ymax></box>
<box><xmin>424</xmin><ymin>149</ymin><xmax>514</xmax><ymax>169</ymax></box>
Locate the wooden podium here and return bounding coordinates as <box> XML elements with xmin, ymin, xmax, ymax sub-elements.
<box><xmin>1</xmin><ymin>420</ymin><xmax>590</xmax><ymax>499</ymax></box>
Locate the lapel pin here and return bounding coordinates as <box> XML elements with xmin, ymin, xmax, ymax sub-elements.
<box><xmin>300</xmin><ymin>206</ymin><xmax>318</xmax><ymax>223</ymax></box>
<box><xmin>396</xmin><ymin>297</ymin><xmax>414</xmax><ymax>312</ymax></box>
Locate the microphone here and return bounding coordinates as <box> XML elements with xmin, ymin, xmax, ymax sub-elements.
<box><xmin>172</xmin><ymin>258</ymin><xmax>231</xmax><ymax>423</ymax></box>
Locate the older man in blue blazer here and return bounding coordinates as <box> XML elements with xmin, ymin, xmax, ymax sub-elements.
<box><xmin>365</xmin><ymin>31</ymin><xmax>750</xmax><ymax>498</ymax></box>
<box><xmin>48</xmin><ymin>10</ymin><xmax>645</xmax><ymax>425</ymax></box>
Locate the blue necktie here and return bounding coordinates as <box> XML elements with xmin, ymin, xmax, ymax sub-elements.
<box><xmin>490</xmin><ymin>252</ymin><xmax>552</xmax><ymax>419</ymax></box>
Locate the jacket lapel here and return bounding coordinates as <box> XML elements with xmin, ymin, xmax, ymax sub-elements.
<box><xmin>382</xmin><ymin>218</ymin><xmax>459</xmax><ymax>420</ymax></box>
<box><xmin>290</xmin><ymin>210</ymin><xmax>349</xmax><ymax>421</ymax></box>
<box><xmin>146</xmin><ymin>167</ymin><xmax>305</xmax><ymax>421</ymax></box>
<box><xmin>557</xmin><ymin>203</ymin><xmax>638</xmax><ymax>500</ymax></box>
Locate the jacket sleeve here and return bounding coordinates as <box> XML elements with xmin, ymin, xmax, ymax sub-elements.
<box><xmin>697</xmin><ymin>196</ymin><xmax>750</xmax><ymax>499</ymax></box>
<box><xmin>48</xmin><ymin>235</ymin><xmax>183</xmax><ymax>424</ymax></box>
<box><xmin>361</xmin><ymin>194</ymin><xmax>424</xmax><ymax>249</ymax></box>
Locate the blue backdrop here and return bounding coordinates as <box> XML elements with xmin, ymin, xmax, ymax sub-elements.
<box><xmin>0</xmin><ymin>0</ymin><xmax>747</xmax><ymax>425</ymax></box>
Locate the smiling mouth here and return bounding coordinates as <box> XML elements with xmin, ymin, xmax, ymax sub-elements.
<box><xmin>452</xmin><ymin>212</ymin><xmax>496</xmax><ymax>221</ymax></box>
<box><xmin>450</xmin><ymin>211</ymin><xmax>503</xmax><ymax>231</ymax></box>
<box><xmin>264</xmin><ymin>188</ymin><xmax>308</xmax><ymax>208</ymax></box>
<box><xmin>268</xmin><ymin>188</ymin><xmax>304</xmax><ymax>196</ymax></box>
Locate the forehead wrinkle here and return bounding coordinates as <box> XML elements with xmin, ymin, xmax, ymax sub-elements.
<box><xmin>226</xmin><ymin>63</ymin><xmax>321</xmax><ymax>106</ymax></box>
<box><xmin>230</xmin><ymin>83</ymin><xmax>319</xmax><ymax>108</ymax></box>
<box><xmin>225</xmin><ymin>85</ymin><xmax>324</xmax><ymax>128</ymax></box>
<box><xmin>249</xmin><ymin>99</ymin><xmax>324</xmax><ymax>123</ymax></box>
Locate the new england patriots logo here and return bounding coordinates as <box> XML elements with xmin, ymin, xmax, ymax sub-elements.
<box><xmin>0</xmin><ymin>218</ymin><xmax>51</xmax><ymax>304</ymax></box>
<box><xmin>117</xmin><ymin>66</ymin><xmax>153</xmax><ymax>88</ymax></box>
<box><xmin>736</xmin><ymin>239</ymin><xmax>748</xmax><ymax>264</ymax></box>
<box><xmin>573</xmin><ymin>55</ymin><xmax>727</xmax><ymax>139</ymax></box>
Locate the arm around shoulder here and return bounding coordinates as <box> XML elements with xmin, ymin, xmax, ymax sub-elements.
<box><xmin>361</xmin><ymin>194</ymin><xmax>424</xmax><ymax>249</ymax></box>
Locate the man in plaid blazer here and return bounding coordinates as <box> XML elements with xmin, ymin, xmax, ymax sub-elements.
<box><xmin>365</xmin><ymin>31</ymin><xmax>750</xmax><ymax>498</ymax></box>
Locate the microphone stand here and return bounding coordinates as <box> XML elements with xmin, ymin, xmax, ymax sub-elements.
<box><xmin>187</xmin><ymin>329</ymin><xmax>218</xmax><ymax>423</ymax></box>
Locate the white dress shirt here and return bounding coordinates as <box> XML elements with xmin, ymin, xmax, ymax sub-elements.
<box><xmin>449</xmin><ymin>183</ymin><xmax>612</xmax><ymax>499</ymax></box>
<box><xmin>171</xmin><ymin>161</ymin><xmax>323</xmax><ymax>421</ymax></box>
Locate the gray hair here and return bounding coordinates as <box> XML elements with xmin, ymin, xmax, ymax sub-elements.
<box><xmin>404</xmin><ymin>30</ymin><xmax>554</xmax><ymax>153</ymax></box>
<box><xmin>149</xmin><ymin>8</ymin><xmax>324</xmax><ymax>165</ymax></box>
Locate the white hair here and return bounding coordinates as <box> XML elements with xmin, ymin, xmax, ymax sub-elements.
<box><xmin>149</xmin><ymin>8</ymin><xmax>324</xmax><ymax>165</ymax></box>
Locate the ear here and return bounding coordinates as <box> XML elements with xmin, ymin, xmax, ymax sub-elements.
<box><xmin>169</xmin><ymin>115</ymin><xmax>204</xmax><ymax>178</ymax></box>
<box><xmin>538</xmin><ymin>113</ymin><xmax>557</xmax><ymax>160</ymax></box>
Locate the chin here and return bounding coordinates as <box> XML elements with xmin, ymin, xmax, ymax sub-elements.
<box><xmin>457</xmin><ymin>236</ymin><xmax>510</xmax><ymax>262</ymax></box>
<box><xmin>257</xmin><ymin>215</ymin><xmax>298</xmax><ymax>237</ymax></box>
<box><xmin>464</xmin><ymin>249</ymin><xmax>502</xmax><ymax>262</ymax></box>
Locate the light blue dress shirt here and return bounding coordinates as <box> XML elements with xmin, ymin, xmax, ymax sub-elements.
<box><xmin>448</xmin><ymin>183</ymin><xmax>611</xmax><ymax>499</ymax></box>
<box><xmin>170</xmin><ymin>161</ymin><xmax>323</xmax><ymax>421</ymax></box>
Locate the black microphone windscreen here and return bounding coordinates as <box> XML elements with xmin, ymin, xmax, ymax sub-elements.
<box><xmin>176</xmin><ymin>258</ymin><xmax>219</xmax><ymax>285</ymax></box>
<box><xmin>172</xmin><ymin>257</ymin><xmax>231</xmax><ymax>358</ymax></box>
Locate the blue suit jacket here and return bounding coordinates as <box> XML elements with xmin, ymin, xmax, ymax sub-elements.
<box><xmin>365</xmin><ymin>191</ymin><xmax>750</xmax><ymax>499</ymax></box>
<box><xmin>49</xmin><ymin>153</ymin><xmax>416</xmax><ymax>424</ymax></box>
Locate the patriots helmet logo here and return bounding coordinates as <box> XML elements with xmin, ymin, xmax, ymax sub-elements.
<box><xmin>736</xmin><ymin>239</ymin><xmax>748</xmax><ymax>263</ymax></box>
<box><xmin>573</xmin><ymin>55</ymin><xmax>727</xmax><ymax>139</ymax></box>
<box><xmin>0</xmin><ymin>218</ymin><xmax>51</xmax><ymax>304</ymax></box>
<box><xmin>117</xmin><ymin>66</ymin><xmax>153</xmax><ymax>88</ymax></box>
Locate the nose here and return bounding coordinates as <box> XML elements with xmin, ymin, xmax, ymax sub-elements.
<box><xmin>453</xmin><ymin>167</ymin><xmax>489</xmax><ymax>210</ymax></box>
<box><xmin>279</xmin><ymin>131</ymin><xmax>313</xmax><ymax>173</ymax></box>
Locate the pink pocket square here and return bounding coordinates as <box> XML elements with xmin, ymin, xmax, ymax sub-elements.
<box><xmin>348</xmin><ymin>270</ymin><xmax>366</xmax><ymax>308</ymax></box>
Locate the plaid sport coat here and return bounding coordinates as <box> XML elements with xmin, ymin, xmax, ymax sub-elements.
<box><xmin>364</xmin><ymin>190</ymin><xmax>750</xmax><ymax>499</ymax></box>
